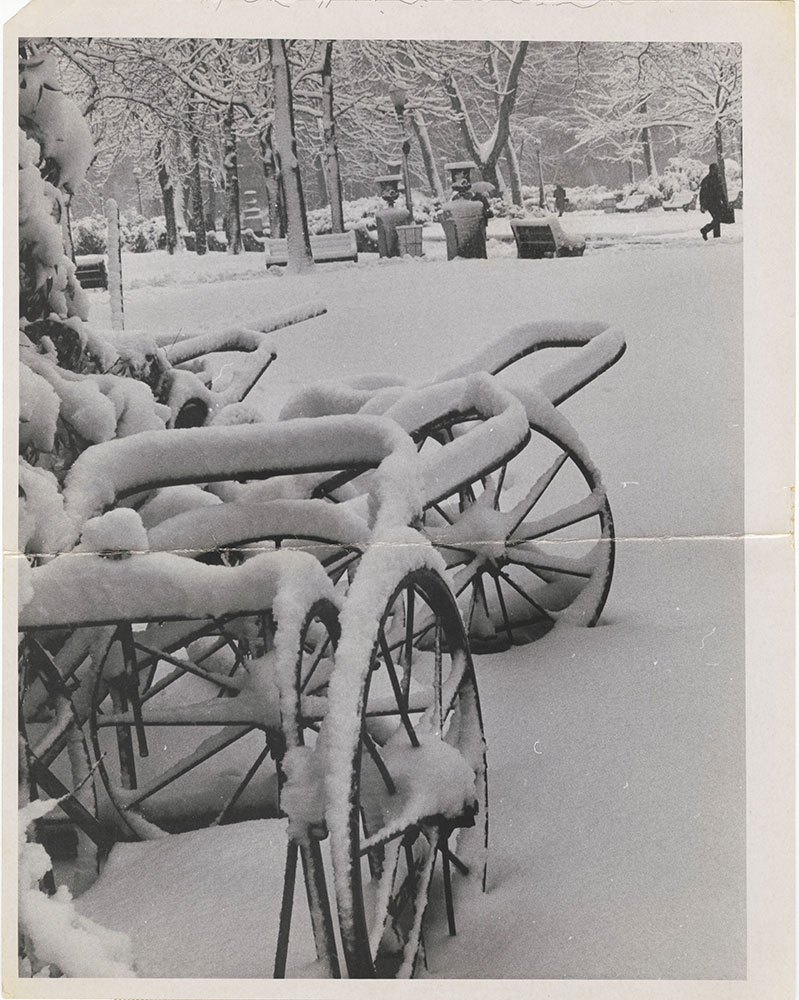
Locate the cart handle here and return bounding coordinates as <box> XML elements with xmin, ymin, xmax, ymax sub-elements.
<box><xmin>380</xmin><ymin>373</ymin><xmax>532</xmax><ymax>510</ymax></box>
<box><xmin>59</xmin><ymin>414</ymin><xmax>417</xmax><ymax>549</ymax></box>
<box><xmin>432</xmin><ymin>320</ymin><xmax>627</xmax><ymax>407</ymax></box>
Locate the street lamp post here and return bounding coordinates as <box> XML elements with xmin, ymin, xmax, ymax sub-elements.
<box><xmin>132</xmin><ymin>165</ymin><xmax>144</xmax><ymax>216</ymax></box>
<box><xmin>389</xmin><ymin>85</ymin><xmax>414</xmax><ymax>220</ymax></box>
<box><xmin>534</xmin><ymin>139</ymin><xmax>545</xmax><ymax>209</ymax></box>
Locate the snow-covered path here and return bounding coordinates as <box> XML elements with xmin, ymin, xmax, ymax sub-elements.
<box><xmin>78</xmin><ymin>229</ymin><xmax>745</xmax><ymax>980</ymax></box>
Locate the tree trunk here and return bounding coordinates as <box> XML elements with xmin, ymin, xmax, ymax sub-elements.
<box><xmin>268</xmin><ymin>38</ymin><xmax>313</xmax><ymax>270</ymax></box>
<box><xmin>259</xmin><ymin>126</ymin><xmax>285</xmax><ymax>239</ymax></box>
<box><xmin>628</xmin><ymin>160</ymin><xmax>636</xmax><ymax>184</ymax></box>
<box><xmin>206</xmin><ymin>168</ymin><xmax>218</xmax><ymax>232</ymax></box>
<box><xmin>410</xmin><ymin>110</ymin><xmax>444</xmax><ymax>200</ymax></box>
<box><xmin>639</xmin><ymin>100</ymin><xmax>657</xmax><ymax>177</ymax></box>
<box><xmin>714</xmin><ymin>119</ymin><xmax>728</xmax><ymax>199</ymax></box>
<box><xmin>222</xmin><ymin>104</ymin><xmax>242</xmax><ymax>253</ymax></box>
<box><xmin>321</xmin><ymin>41</ymin><xmax>345</xmax><ymax>233</ymax></box>
<box><xmin>62</xmin><ymin>195</ymin><xmax>75</xmax><ymax>262</ymax></box>
<box><xmin>155</xmin><ymin>139</ymin><xmax>178</xmax><ymax>254</ymax></box>
<box><xmin>505</xmin><ymin>142</ymin><xmax>523</xmax><ymax>207</ymax></box>
<box><xmin>188</xmin><ymin>131</ymin><xmax>207</xmax><ymax>255</ymax></box>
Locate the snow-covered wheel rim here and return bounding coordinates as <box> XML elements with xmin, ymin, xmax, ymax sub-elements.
<box><xmin>330</xmin><ymin>568</ymin><xmax>487</xmax><ymax>978</ymax></box>
<box><xmin>87</xmin><ymin>600</ymin><xmax>340</xmax><ymax>842</ymax></box>
<box><xmin>421</xmin><ymin>419</ymin><xmax>615</xmax><ymax>652</ymax></box>
<box><xmin>273</xmin><ymin>598</ymin><xmax>341</xmax><ymax>979</ymax></box>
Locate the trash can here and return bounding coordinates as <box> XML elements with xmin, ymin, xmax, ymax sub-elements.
<box><xmin>441</xmin><ymin>200</ymin><xmax>487</xmax><ymax>259</ymax></box>
<box><xmin>396</xmin><ymin>223</ymin><xmax>424</xmax><ymax>258</ymax></box>
<box><xmin>375</xmin><ymin>206</ymin><xmax>411</xmax><ymax>257</ymax></box>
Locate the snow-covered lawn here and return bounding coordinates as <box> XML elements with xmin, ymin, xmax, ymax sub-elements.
<box><xmin>73</xmin><ymin>226</ymin><xmax>745</xmax><ymax>980</ymax></box>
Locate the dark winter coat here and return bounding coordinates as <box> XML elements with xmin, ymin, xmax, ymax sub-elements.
<box><xmin>699</xmin><ymin>168</ymin><xmax>727</xmax><ymax>217</ymax></box>
<box><xmin>554</xmin><ymin>185</ymin><xmax>567</xmax><ymax>212</ymax></box>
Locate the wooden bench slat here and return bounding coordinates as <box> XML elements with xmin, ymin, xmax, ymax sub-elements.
<box><xmin>265</xmin><ymin>230</ymin><xmax>358</xmax><ymax>266</ymax></box>
<box><xmin>510</xmin><ymin>219</ymin><xmax>585</xmax><ymax>259</ymax></box>
<box><xmin>74</xmin><ymin>256</ymin><xmax>109</xmax><ymax>290</ymax></box>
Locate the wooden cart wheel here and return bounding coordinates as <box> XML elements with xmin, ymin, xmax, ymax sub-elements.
<box><xmin>88</xmin><ymin>599</ymin><xmax>340</xmax><ymax>841</ymax></box>
<box><xmin>421</xmin><ymin>418</ymin><xmax>615</xmax><ymax>652</ymax></box>
<box><xmin>18</xmin><ymin>634</ymin><xmax>109</xmax><ymax>892</ymax></box>
<box><xmin>331</xmin><ymin>568</ymin><xmax>487</xmax><ymax>978</ymax></box>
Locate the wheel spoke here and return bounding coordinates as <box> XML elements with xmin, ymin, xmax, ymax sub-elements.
<box><xmin>300</xmin><ymin>632</ymin><xmax>333</xmax><ymax>694</ymax></box>
<box><xmin>440</xmin><ymin>842</ymin><xmax>470</xmax><ymax>876</ymax></box>
<box><xmin>211</xmin><ymin>741</ymin><xmax>271</xmax><ymax>825</ymax></box>
<box><xmin>430</xmin><ymin>502</ymin><xmax>454</xmax><ymax>526</ymax></box>
<box><xmin>441</xmin><ymin>840</ymin><xmax>456</xmax><ymax>935</ymax></box>
<box><xmin>274</xmin><ymin>840</ymin><xmax>298</xmax><ymax>978</ymax></box>
<box><xmin>493</xmin><ymin>463</ymin><xmax>508</xmax><ymax>510</ymax></box>
<box><xmin>495</xmin><ymin>569</ymin><xmax>557</xmax><ymax>623</ymax></box>
<box><xmin>119</xmin><ymin>624</ymin><xmax>148</xmax><ymax>757</ymax></box>
<box><xmin>510</xmin><ymin>490</ymin><xmax>606</xmax><ymax>543</ymax></box>
<box><xmin>118</xmin><ymin>725</ymin><xmax>254</xmax><ymax>809</ymax></box>
<box><xmin>134</xmin><ymin>641</ymin><xmax>244</xmax><ymax>694</ymax></box>
<box><xmin>378</xmin><ymin>634</ymin><xmax>420</xmax><ymax>749</ymax></box>
<box><xmin>401</xmin><ymin>585</ymin><xmax>415</xmax><ymax>698</ymax></box>
<box><xmin>362</xmin><ymin>729</ymin><xmax>397</xmax><ymax>796</ymax></box>
<box><xmin>506</xmin><ymin>450</ymin><xmax>570</xmax><ymax>536</ymax></box>
<box><xmin>492</xmin><ymin>575</ymin><xmax>515</xmax><ymax>641</ymax></box>
<box><xmin>506</xmin><ymin>543</ymin><xmax>595</xmax><ymax>580</ymax></box>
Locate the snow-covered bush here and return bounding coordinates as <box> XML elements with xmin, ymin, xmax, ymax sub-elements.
<box><xmin>305</xmin><ymin>192</ymin><xmax>439</xmax><ymax>237</ymax></box>
<box><xmin>71</xmin><ymin>213</ymin><xmax>106</xmax><ymax>255</ymax></box>
<box><xmin>73</xmin><ymin>213</ymin><xmax>173</xmax><ymax>256</ymax></box>
<box><xmin>624</xmin><ymin>176</ymin><xmax>664</xmax><ymax>208</ymax></box>
<box><xmin>550</xmin><ymin>185</ymin><xmax>619</xmax><ymax>212</ymax></box>
<box><xmin>119</xmin><ymin>212</ymin><xmax>168</xmax><ymax>253</ymax></box>
<box><xmin>19</xmin><ymin>44</ymin><xmax>171</xmax><ymax>478</ymax></box>
<box><xmin>18</xmin><ymin>43</ymin><xmax>94</xmax><ymax>323</ymax></box>
<box><xmin>18</xmin><ymin>45</ymin><xmax>94</xmax><ymax>195</ymax></box>
<box><xmin>19</xmin><ymin>130</ymin><xmax>89</xmax><ymax>323</ymax></box>
<box><xmin>660</xmin><ymin>156</ymin><xmax>707</xmax><ymax>197</ymax></box>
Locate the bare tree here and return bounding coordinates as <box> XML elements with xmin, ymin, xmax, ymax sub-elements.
<box><xmin>442</xmin><ymin>42</ymin><xmax>529</xmax><ymax>189</ymax></box>
<box><xmin>268</xmin><ymin>38</ymin><xmax>313</xmax><ymax>270</ymax></box>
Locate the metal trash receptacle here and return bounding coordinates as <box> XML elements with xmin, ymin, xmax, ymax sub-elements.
<box><xmin>396</xmin><ymin>224</ymin><xmax>424</xmax><ymax>257</ymax></box>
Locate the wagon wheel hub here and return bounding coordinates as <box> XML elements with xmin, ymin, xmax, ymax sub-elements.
<box><xmin>427</xmin><ymin>487</ymin><xmax>516</xmax><ymax>568</ymax></box>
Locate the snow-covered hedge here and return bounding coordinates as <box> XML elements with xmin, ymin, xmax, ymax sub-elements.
<box><xmin>659</xmin><ymin>156</ymin><xmax>707</xmax><ymax>197</ymax></box>
<box><xmin>306</xmin><ymin>192</ymin><xmax>439</xmax><ymax>237</ymax></box>
<box><xmin>72</xmin><ymin>212</ymin><xmax>171</xmax><ymax>255</ymax></box>
<box><xmin>542</xmin><ymin>185</ymin><xmax>620</xmax><ymax>213</ymax></box>
<box><xmin>622</xmin><ymin>176</ymin><xmax>664</xmax><ymax>208</ymax></box>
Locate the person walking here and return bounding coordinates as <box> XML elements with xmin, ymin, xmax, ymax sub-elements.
<box><xmin>699</xmin><ymin>162</ymin><xmax>729</xmax><ymax>240</ymax></box>
<box><xmin>554</xmin><ymin>184</ymin><xmax>568</xmax><ymax>217</ymax></box>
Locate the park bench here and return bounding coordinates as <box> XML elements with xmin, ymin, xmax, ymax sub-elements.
<box><xmin>662</xmin><ymin>191</ymin><xmax>697</xmax><ymax>212</ymax></box>
<box><xmin>74</xmin><ymin>254</ymin><xmax>108</xmax><ymax>290</ymax></box>
<box><xmin>616</xmin><ymin>194</ymin><xmax>649</xmax><ymax>213</ymax></box>
<box><xmin>264</xmin><ymin>230</ymin><xmax>358</xmax><ymax>266</ymax></box>
<box><xmin>509</xmin><ymin>218</ymin><xmax>586</xmax><ymax>259</ymax></box>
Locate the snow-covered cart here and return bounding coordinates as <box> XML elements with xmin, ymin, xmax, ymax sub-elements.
<box><xmin>19</xmin><ymin>305</ymin><xmax>623</xmax><ymax>977</ymax></box>
<box><xmin>19</xmin><ymin>416</ymin><xmax>488</xmax><ymax>978</ymax></box>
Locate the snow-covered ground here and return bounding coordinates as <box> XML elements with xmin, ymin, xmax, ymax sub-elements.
<box><xmin>72</xmin><ymin>215</ymin><xmax>745</xmax><ymax>981</ymax></box>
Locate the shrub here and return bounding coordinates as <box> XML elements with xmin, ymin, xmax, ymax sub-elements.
<box><xmin>71</xmin><ymin>214</ymin><xmax>106</xmax><ymax>255</ymax></box>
